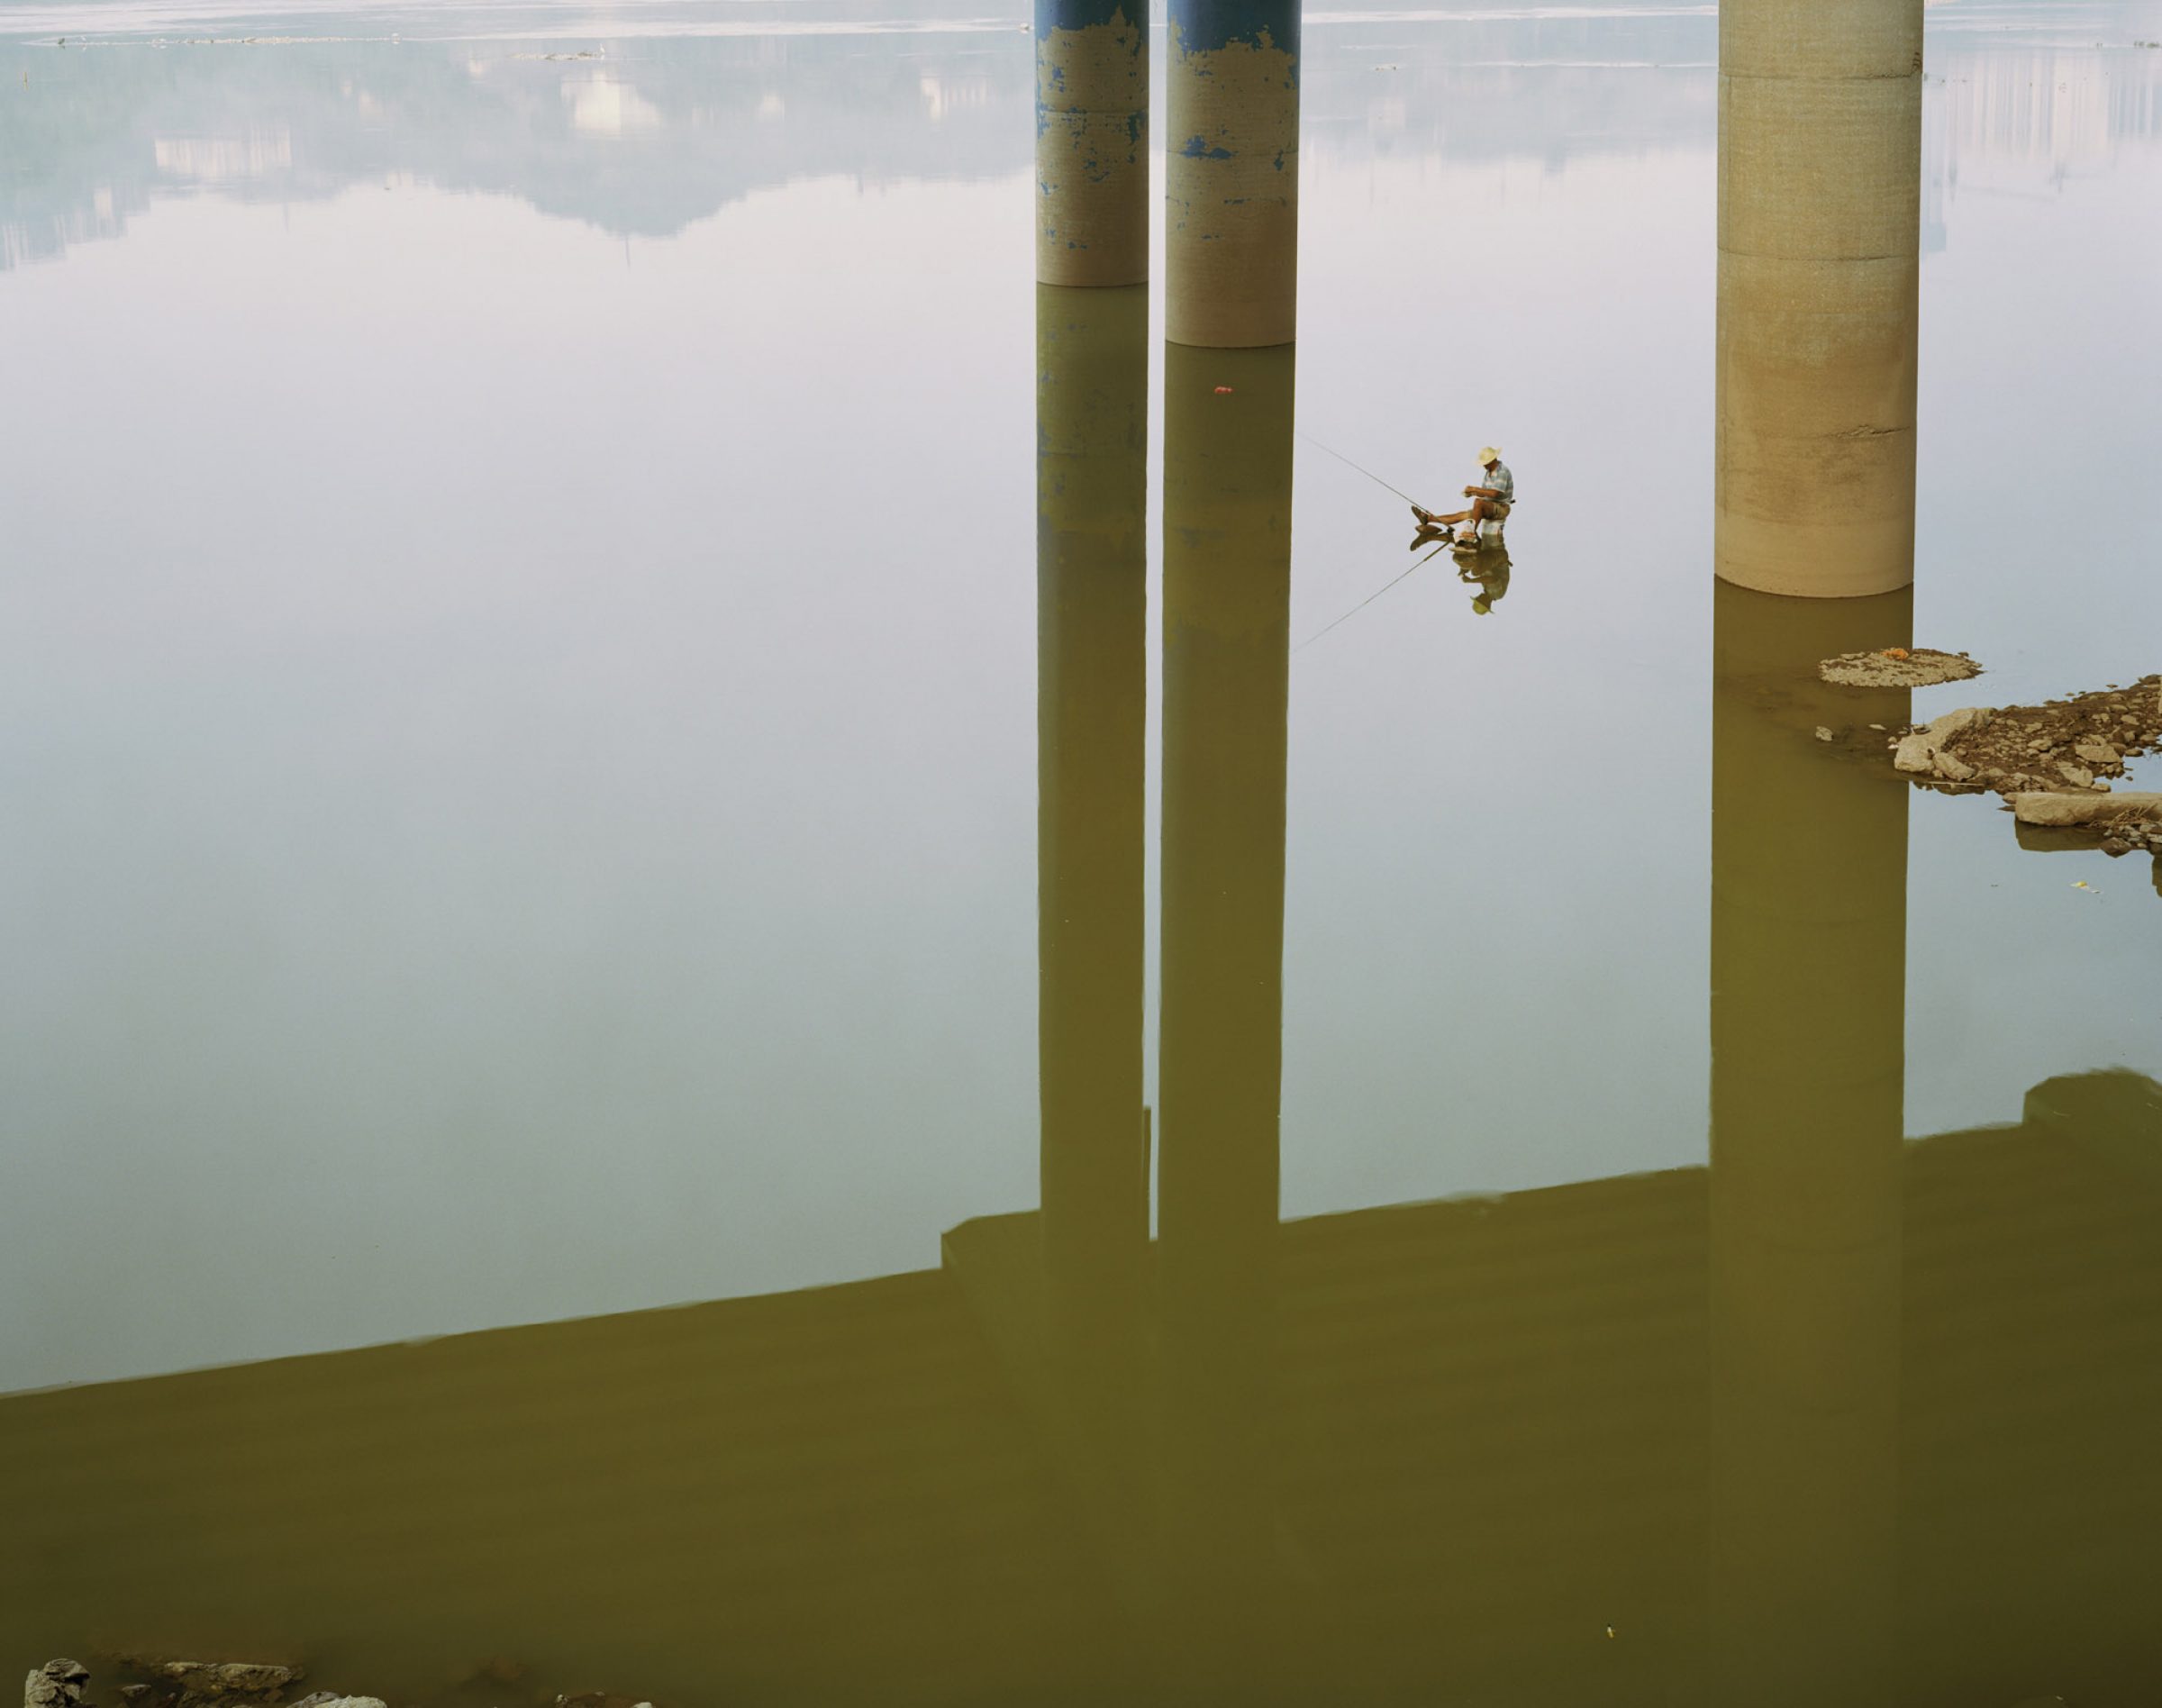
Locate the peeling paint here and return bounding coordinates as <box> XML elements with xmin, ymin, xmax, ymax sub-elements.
<box><xmin>1036</xmin><ymin>6</ymin><xmax>1148</xmax><ymax>285</ymax></box>
<box><xmin>1166</xmin><ymin>14</ymin><xmax>1298</xmax><ymax>347</ymax></box>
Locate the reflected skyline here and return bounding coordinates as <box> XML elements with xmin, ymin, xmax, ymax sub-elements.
<box><xmin>8</xmin><ymin>1</ymin><xmax>2158</xmax><ymax>269</ymax></box>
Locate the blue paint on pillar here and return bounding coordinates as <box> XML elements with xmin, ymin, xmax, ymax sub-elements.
<box><xmin>1170</xmin><ymin>0</ymin><xmax>1299</xmax><ymax>60</ymax></box>
<box><xmin>1038</xmin><ymin>0</ymin><xmax>1131</xmax><ymax>32</ymax></box>
<box><xmin>1036</xmin><ymin>0</ymin><xmax>1148</xmax><ymax>282</ymax></box>
<box><xmin>1166</xmin><ymin>0</ymin><xmax>1299</xmax><ymax>343</ymax></box>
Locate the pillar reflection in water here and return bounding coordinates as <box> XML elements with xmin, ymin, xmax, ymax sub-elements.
<box><xmin>1716</xmin><ymin>0</ymin><xmax>1922</xmax><ymax>596</ymax></box>
<box><xmin>1709</xmin><ymin>579</ymin><xmax>1912</xmax><ymax>1702</ymax></box>
<box><xmin>1035</xmin><ymin>283</ymin><xmax>1150</xmax><ymax>1452</ymax></box>
<box><xmin>1158</xmin><ymin>341</ymin><xmax>1294</xmax><ymax>1664</ymax></box>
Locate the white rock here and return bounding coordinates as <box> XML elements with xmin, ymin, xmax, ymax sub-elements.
<box><xmin>2012</xmin><ymin>791</ymin><xmax>2162</xmax><ymax>827</ymax></box>
<box><xmin>26</xmin><ymin>1664</ymin><xmax>89</xmax><ymax>1708</ymax></box>
<box><xmin>1894</xmin><ymin>706</ymin><xmax>1990</xmax><ymax>776</ymax></box>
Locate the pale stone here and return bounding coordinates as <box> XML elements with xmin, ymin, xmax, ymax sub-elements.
<box><xmin>1893</xmin><ymin>706</ymin><xmax>1989</xmax><ymax>775</ymax></box>
<box><xmin>26</xmin><ymin>1663</ymin><xmax>90</xmax><ymax>1708</ymax></box>
<box><xmin>1893</xmin><ymin>731</ymin><xmax>1936</xmax><ymax>773</ymax></box>
<box><xmin>2011</xmin><ymin>792</ymin><xmax>2162</xmax><ymax>827</ymax></box>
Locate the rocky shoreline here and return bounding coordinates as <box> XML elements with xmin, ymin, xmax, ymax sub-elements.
<box><xmin>26</xmin><ymin>1660</ymin><xmax>650</xmax><ymax>1708</ymax></box>
<box><xmin>1885</xmin><ymin>673</ymin><xmax>2162</xmax><ymax>859</ymax></box>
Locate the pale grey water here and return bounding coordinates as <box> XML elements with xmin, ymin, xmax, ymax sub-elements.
<box><xmin>4</xmin><ymin>0</ymin><xmax>2160</xmax><ymax>1394</ymax></box>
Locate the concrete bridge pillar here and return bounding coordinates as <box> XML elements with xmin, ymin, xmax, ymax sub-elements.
<box><xmin>1036</xmin><ymin>282</ymin><xmax>1151</xmax><ymax>1394</ymax></box>
<box><xmin>1036</xmin><ymin>0</ymin><xmax>1150</xmax><ymax>285</ymax></box>
<box><xmin>1165</xmin><ymin>0</ymin><xmax>1300</xmax><ymax>347</ymax></box>
<box><xmin>1716</xmin><ymin>0</ymin><xmax>1924</xmax><ymax>596</ymax></box>
<box><xmin>1708</xmin><ymin>581</ymin><xmax>1911</xmax><ymax>1702</ymax></box>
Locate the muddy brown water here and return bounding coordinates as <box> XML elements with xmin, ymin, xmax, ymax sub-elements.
<box><xmin>3</xmin><ymin>0</ymin><xmax>2160</xmax><ymax>1700</ymax></box>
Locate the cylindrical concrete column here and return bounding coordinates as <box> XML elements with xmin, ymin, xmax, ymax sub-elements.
<box><xmin>1165</xmin><ymin>0</ymin><xmax>1299</xmax><ymax>347</ymax></box>
<box><xmin>1037</xmin><ymin>282</ymin><xmax>1151</xmax><ymax>1404</ymax></box>
<box><xmin>1708</xmin><ymin>580</ymin><xmax>1911</xmax><ymax>1703</ymax></box>
<box><xmin>1157</xmin><ymin>341</ymin><xmax>1294</xmax><ymax>1672</ymax></box>
<box><xmin>1716</xmin><ymin>0</ymin><xmax>1923</xmax><ymax>596</ymax></box>
<box><xmin>1036</xmin><ymin>0</ymin><xmax>1149</xmax><ymax>285</ymax></box>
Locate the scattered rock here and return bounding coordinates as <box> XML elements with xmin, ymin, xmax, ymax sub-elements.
<box><xmin>1884</xmin><ymin>675</ymin><xmax>2162</xmax><ymax>871</ymax></box>
<box><xmin>27</xmin><ymin>1664</ymin><xmax>91</xmax><ymax>1708</ymax></box>
<box><xmin>1813</xmin><ymin>725</ymin><xmax>1834</xmax><ymax>741</ymax></box>
<box><xmin>1896</xmin><ymin>675</ymin><xmax>2160</xmax><ymax>804</ymax></box>
<box><xmin>1820</xmin><ymin>646</ymin><xmax>1983</xmax><ymax>688</ymax></box>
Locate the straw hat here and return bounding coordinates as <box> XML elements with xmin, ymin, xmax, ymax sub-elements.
<box><xmin>1478</xmin><ymin>446</ymin><xmax>1502</xmax><ymax>465</ymax></box>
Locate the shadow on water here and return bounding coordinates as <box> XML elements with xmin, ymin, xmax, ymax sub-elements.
<box><xmin>5</xmin><ymin>298</ymin><xmax>2162</xmax><ymax>1707</ymax></box>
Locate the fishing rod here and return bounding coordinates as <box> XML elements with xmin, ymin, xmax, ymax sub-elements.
<box><xmin>1298</xmin><ymin>430</ymin><xmax>1426</xmax><ymax>511</ymax></box>
<box><xmin>1294</xmin><ymin>541</ymin><xmax>1453</xmax><ymax>654</ymax></box>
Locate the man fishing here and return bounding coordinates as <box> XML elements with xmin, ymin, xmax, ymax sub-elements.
<box><xmin>1413</xmin><ymin>447</ymin><xmax>1512</xmax><ymax>548</ymax></box>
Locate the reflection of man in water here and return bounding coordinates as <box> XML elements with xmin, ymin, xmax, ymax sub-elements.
<box><xmin>1460</xmin><ymin>542</ymin><xmax>1512</xmax><ymax>614</ymax></box>
<box><xmin>1414</xmin><ymin>446</ymin><xmax>1513</xmax><ymax>545</ymax></box>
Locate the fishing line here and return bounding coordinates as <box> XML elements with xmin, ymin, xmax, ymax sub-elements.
<box><xmin>1294</xmin><ymin>541</ymin><xmax>1452</xmax><ymax>653</ymax></box>
<box><xmin>1298</xmin><ymin>430</ymin><xmax>1425</xmax><ymax>510</ymax></box>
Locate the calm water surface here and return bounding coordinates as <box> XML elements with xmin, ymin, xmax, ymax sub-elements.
<box><xmin>3</xmin><ymin>0</ymin><xmax>2160</xmax><ymax>1697</ymax></box>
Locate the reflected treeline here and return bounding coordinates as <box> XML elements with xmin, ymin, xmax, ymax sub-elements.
<box><xmin>0</xmin><ymin>28</ymin><xmax>1033</xmax><ymax>268</ymax></box>
<box><xmin>9</xmin><ymin>8</ymin><xmax>2157</xmax><ymax>269</ymax></box>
